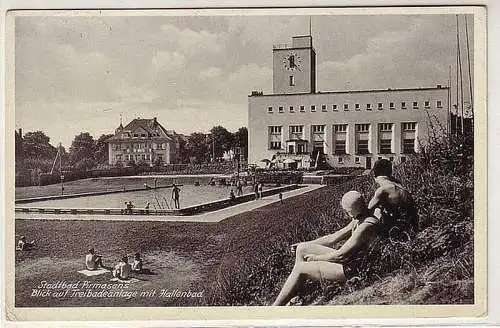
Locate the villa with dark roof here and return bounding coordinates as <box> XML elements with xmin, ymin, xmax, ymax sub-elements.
<box><xmin>105</xmin><ymin>117</ymin><xmax>183</xmax><ymax>166</ymax></box>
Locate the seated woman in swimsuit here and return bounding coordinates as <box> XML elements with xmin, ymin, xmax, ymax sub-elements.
<box><xmin>273</xmin><ymin>191</ymin><xmax>382</xmax><ymax>306</ymax></box>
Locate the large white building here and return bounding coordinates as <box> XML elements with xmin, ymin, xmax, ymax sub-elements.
<box><xmin>248</xmin><ymin>35</ymin><xmax>450</xmax><ymax>169</ymax></box>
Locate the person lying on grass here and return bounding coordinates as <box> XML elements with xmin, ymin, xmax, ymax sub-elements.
<box><xmin>16</xmin><ymin>236</ymin><xmax>35</xmax><ymax>251</ymax></box>
<box><xmin>85</xmin><ymin>248</ymin><xmax>105</xmax><ymax>270</ymax></box>
<box><xmin>273</xmin><ymin>191</ymin><xmax>380</xmax><ymax>306</ymax></box>
<box><xmin>368</xmin><ymin>159</ymin><xmax>418</xmax><ymax>238</ymax></box>
<box><xmin>113</xmin><ymin>255</ymin><xmax>132</xmax><ymax>280</ymax></box>
<box><xmin>132</xmin><ymin>253</ymin><xmax>143</xmax><ymax>272</ymax></box>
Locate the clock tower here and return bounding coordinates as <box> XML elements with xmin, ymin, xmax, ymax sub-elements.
<box><xmin>272</xmin><ymin>35</ymin><xmax>316</xmax><ymax>94</ymax></box>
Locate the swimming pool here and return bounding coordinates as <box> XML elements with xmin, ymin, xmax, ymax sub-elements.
<box><xmin>19</xmin><ymin>185</ymin><xmax>264</xmax><ymax>209</ymax></box>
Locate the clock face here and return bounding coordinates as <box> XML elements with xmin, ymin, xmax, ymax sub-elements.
<box><xmin>282</xmin><ymin>52</ymin><xmax>302</xmax><ymax>71</ymax></box>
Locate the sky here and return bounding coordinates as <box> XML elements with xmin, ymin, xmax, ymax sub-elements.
<box><xmin>14</xmin><ymin>12</ymin><xmax>473</xmax><ymax>148</ymax></box>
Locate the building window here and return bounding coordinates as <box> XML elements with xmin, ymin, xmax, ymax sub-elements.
<box><xmin>402</xmin><ymin>122</ymin><xmax>417</xmax><ymax>131</ymax></box>
<box><xmin>332</xmin><ymin>104</ymin><xmax>338</xmax><ymax>111</ymax></box>
<box><xmin>379</xmin><ymin>140</ymin><xmax>392</xmax><ymax>154</ymax></box>
<box><xmin>425</xmin><ymin>101</ymin><xmax>430</xmax><ymax>108</ymax></box>
<box><xmin>437</xmin><ymin>100</ymin><xmax>442</xmax><ymax>108</ymax></box>
<box><xmin>402</xmin><ymin>122</ymin><xmax>417</xmax><ymax>154</ymax></box>
<box><xmin>133</xmin><ymin>134</ymin><xmax>139</xmax><ymax>138</ymax></box>
<box><xmin>267</xmin><ymin>106</ymin><xmax>273</xmax><ymax>113</ymax></box>
<box><xmin>312</xmin><ymin>125</ymin><xmax>325</xmax><ymax>133</ymax></box>
<box><xmin>413</xmin><ymin>101</ymin><xmax>418</xmax><ymax>109</ymax></box>
<box><xmin>312</xmin><ymin>125</ymin><xmax>325</xmax><ymax>153</ymax></box>
<box><xmin>289</xmin><ymin>75</ymin><xmax>295</xmax><ymax>86</ymax></box>
<box><xmin>357</xmin><ymin>140</ymin><xmax>369</xmax><ymax>154</ymax></box>
<box><xmin>366</xmin><ymin>103</ymin><xmax>372</xmax><ymax>111</ymax></box>
<box><xmin>338</xmin><ymin>157</ymin><xmax>344</xmax><ymax>164</ymax></box>
<box><xmin>300</xmin><ymin>105</ymin><xmax>305</xmax><ymax>112</ymax></box>
<box><xmin>141</xmin><ymin>134</ymin><xmax>146</xmax><ymax>137</ymax></box>
<box><xmin>322</xmin><ymin>104</ymin><xmax>327</xmax><ymax>112</ymax></box>
<box><xmin>344</xmin><ymin>104</ymin><xmax>349</xmax><ymax>111</ymax></box>
<box><xmin>378</xmin><ymin>123</ymin><xmax>393</xmax><ymax>154</ymax></box>
<box><xmin>289</xmin><ymin>106</ymin><xmax>294</xmax><ymax>112</ymax></box>
<box><xmin>355</xmin><ymin>123</ymin><xmax>370</xmax><ymax>132</ymax></box>
<box><xmin>336</xmin><ymin>145</ymin><xmax>347</xmax><ymax>158</ymax></box>
<box><xmin>402</xmin><ymin>139</ymin><xmax>415</xmax><ymax>153</ymax></box>
<box><xmin>269</xmin><ymin>126</ymin><xmax>282</xmax><ymax>150</ymax></box>
<box><xmin>355</xmin><ymin>124</ymin><xmax>370</xmax><ymax>154</ymax></box>
<box><xmin>355</xmin><ymin>157</ymin><xmax>360</xmax><ymax>164</ymax></box>
<box><xmin>333</xmin><ymin>124</ymin><xmax>348</xmax><ymax>155</ymax></box>
<box><xmin>333</xmin><ymin>124</ymin><xmax>347</xmax><ymax>133</ymax></box>
<box><xmin>355</xmin><ymin>103</ymin><xmax>360</xmax><ymax>111</ymax></box>
<box><xmin>389</xmin><ymin>102</ymin><xmax>395</xmax><ymax>110</ymax></box>
<box><xmin>378</xmin><ymin>103</ymin><xmax>383</xmax><ymax>110</ymax></box>
<box><xmin>402</xmin><ymin>102</ymin><xmax>407</xmax><ymax>109</ymax></box>
<box><xmin>401</xmin><ymin>156</ymin><xmax>406</xmax><ymax>163</ymax></box>
<box><xmin>311</xmin><ymin>105</ymin><xmax>316</xmax><ymax>112</ymax></box>
<box><xmin>289</xmin><ymin>125</ymin><xmax>304</xmax><ymax>140</ymax></box>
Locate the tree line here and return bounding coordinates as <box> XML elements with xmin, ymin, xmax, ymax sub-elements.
<box><xmin>15</xmin><ymin>126</ymin><xmax>248</xmax><ymax>174</ymax></box>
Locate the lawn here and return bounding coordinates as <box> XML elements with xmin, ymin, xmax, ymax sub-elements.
<box><xmin>15</xmin><ymin>184</ymin><xmax>336</xmax><ymax>307</ymax></box>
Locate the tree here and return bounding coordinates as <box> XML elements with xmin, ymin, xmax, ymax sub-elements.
<box><xmin>69</xmin><ymin>132</ymin><xmax>96</xmax><ymax>168</ymax></box>
<box><xmin>95</xmin><ymin>134</ymin><xmax>114</xmax><ymax>165</ymax></box>
<box><xmin>210</xmin><ymin>126</ymin><xmax>235</xmax><ymax>160</ymax></box>
<box><xmin>233</xmin><ymin>127</ymin><xmax>248</xmax><ymax>160</ymax></box>
<box><xmin>186</xmin><ymin>132</ymin><xmax>210</xmax><ymax>164</ymax></box>
<box><xmin>22</xmin><ymin>131</ymin><xmax>57</xmax><ymax>159</ymax></box>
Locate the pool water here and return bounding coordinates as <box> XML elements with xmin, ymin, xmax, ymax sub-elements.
<box><xmin>23</xmin><ymin>185</ymin><xmax>265</xmax><ymax>209</ymax></box>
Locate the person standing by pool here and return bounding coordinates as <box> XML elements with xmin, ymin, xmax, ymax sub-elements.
<box><xmin>236</xmin><ymin>179</ymin><xmax>243</xmax><ymax>196</ymax></box>
<box><xmin>172</xmin><ymin>184</ymin><xmax>181</xmax><ymax>209</ymax></box>
<box><xmin>253</xmin><ymin>182</ymin><xmax>259</xmax><ymax>200</ymax></box>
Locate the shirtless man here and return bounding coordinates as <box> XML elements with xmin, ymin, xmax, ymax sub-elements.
<box><xmin>368</xmin><ymin>159</ymin><xmax>418</xmax><ymax>236</ymax></box>
<box><xmin>273</xmin><ymin>191</ymin><xmax>381</xmax><ymax>306</ymax></box>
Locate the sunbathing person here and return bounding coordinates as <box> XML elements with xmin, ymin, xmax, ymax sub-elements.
<box><xmin>273</xmin><ymin>191</ymin><xmax>382</xmax><ymax>306</ymax></box>
<box><xmin>16</xmin><ymin>236</ymin><xmax>35</xmax><ymax>251</ymax></box>
<box><xmin>131</xmin><ymin>253</ymin><xmax>143</xmax><ymax>272</ymax></box>
<box><xmin>368</xmin><ymin>159</ymin><xmax>418</xmax><ymax>237</ymax></box>
<box><xmin>85</xmin><ymin>248</ymin><xmax>105</xmax><ymax>270</ymax></box>
<box><xmin>113</xmin><ymin>256</ymin><xmax>132</xmax><ymax>280</ymax></box>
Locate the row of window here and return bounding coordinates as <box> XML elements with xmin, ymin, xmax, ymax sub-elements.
<box><xmin>269</xmin><ymin>123</ymin><xmax>417</xmax><ymax>154</ymax></box>
<box><xmin>115</xmin><ymin>154</ymin><xmax>164</xmax><ymax>161</ymax></box>
<box><xmin>121</xmin><ymin>132</ymin><xmax>162</xmax><ymax>138</ymax></box>
<box><xmin>112</xmin><ymin>143</ymin><xmax>167</xmax><ymax>151</ymax></box>
<box><xmin>267</xmin><ymin>100</ymin><xmax>443</xmax><ymax>113</ymax></box>
<box><xmin>269</xmin><ymin>122</ymin><xmax>416</xmax><ymax>138</ymax></box>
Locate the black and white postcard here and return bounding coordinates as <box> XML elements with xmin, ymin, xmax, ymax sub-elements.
<box><xmin>3</xmin><ymin>5</ymin><xmax>488</xmax><ymax>324</ymax></box>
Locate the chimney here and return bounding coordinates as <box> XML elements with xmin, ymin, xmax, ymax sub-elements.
<box><xmin>437</xmin><ymin>84</ymin><xmax>442</xmax><ymax>89</ymax></box>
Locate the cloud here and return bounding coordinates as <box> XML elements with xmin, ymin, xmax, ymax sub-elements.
<box><xmin>317</xmin><ymin>16</ymin><xmax>455</xmax><ymax>90</ymax></box>
<box><xmin>199</xmin><ymin>66</ymin><xmax>222</xmax><ymax>80</ymax></box>
<box><xmin>159</xmin><ymin>24</ymin><xmax>225</xmax><ymax>57</ymax></box>
<box><xmin>151</xmin><ymin>51</ymin><xmax>186</xmax><ymax>72</ymax></box>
